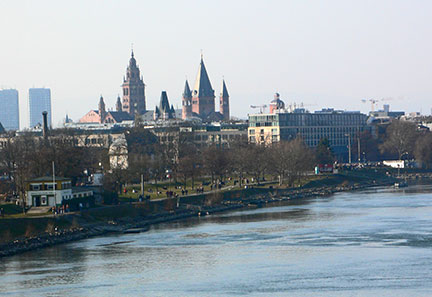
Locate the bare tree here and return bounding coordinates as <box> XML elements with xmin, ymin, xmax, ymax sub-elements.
<box><xmin>202</xmin><ymin>145</ymin><xmax>230</xmax><ymax>184</ymax></box>
<box><xmin>380</xmin><ymin>120</ymin><xmax>418</xmax><ymax>160</ymax></box>
<box><xmin>414</xmin><ymin>132</ymin><xmax>432</xmax><ymax>169</ymax></box>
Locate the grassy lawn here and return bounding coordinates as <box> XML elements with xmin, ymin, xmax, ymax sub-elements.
<box><xmin>118</xmin><ymin>174</ymin><xmax>329</xmax><ymax>201</ymax></box>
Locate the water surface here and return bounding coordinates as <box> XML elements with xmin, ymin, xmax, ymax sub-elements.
<box><xmin>1</xmin><ymin>185</ymin><xmax>432</xmax><ymax>296</ymax></box>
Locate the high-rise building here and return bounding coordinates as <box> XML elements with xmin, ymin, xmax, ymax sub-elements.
<box><xmin>121</xmin><ymin>50</ymin><xmax>146</xmax><ymax>117</ymax></box>
<box><xmin>0</xmin><ymin>89</ymin><xmax>19</xmax><ymax>131</ymax></box>
<box><xmin>29</xmin><ymin>88</ymin><xmax>51</xmax><ymax>128</ymax></box>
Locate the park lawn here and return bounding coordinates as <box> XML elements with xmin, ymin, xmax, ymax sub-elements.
<box><xmin>118</xmin><ymin>174</ymin><xmax>325</xmax><ymax>201</ymax></box>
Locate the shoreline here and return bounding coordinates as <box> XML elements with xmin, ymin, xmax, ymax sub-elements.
<box><xmin>0</xmin><ymin>178</ymin><xmax>395</xmax><ymax>258</ymax></box>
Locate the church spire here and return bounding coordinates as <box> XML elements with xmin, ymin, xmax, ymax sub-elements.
<box><xmin>183</xmin><ymin>80</ymin><xmax>192</xmax><ymax>98</ymax></box>
<box><xmin>98</xmin><ymin>95</ymin><xmax>106</xmax><ymax>123</ymax></box>
<box><xmin>122</xmin><ymin>49</ymin><xmax>146</xmax><ymax>117</ymax></box>
<box><xmin>193</xmin><ymin>57</ymin><xmax>214</xmax><ymax>97</ymax></box>
<box><xmin>116</xmin><ymin>95</ymin><xmax>122</xmax><ymax>112</ymax></box>
<box><xmin>221</xmin><ymin>79</ymin><xmax>229</xmax><ymax>98</ymax></box>
<box><xmin>219</xmin><ymin>79</ymin><xmax>230</xmax><ymax>121</ymax></box>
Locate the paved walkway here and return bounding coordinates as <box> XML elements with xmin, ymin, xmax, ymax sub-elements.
<box><xmin>26</xmin><ymin>206</ymin><xmax>52</xmax><ymax>215</ymax></box>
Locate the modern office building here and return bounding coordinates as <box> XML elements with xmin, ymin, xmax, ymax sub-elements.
<box><xmin>29</xmin><ymin>88</ymin><xmax>51</xmax><ymax>128</ymax></box>
<box><xmin>0</xmin><ymin>89</ymin><xmax>19</xmax><ymax>131</ymax></box>
<box><xmin>248</xmin><ymin>108</ymin><xmax>368</xmax><ymax>158</ymax></box>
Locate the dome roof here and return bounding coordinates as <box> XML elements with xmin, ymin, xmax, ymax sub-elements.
<box><xmin>270</xmin><ymin>93</ymin><xmax>285</xmax><ymax>108</ymax></box>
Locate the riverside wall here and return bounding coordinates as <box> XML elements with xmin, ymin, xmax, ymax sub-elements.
<box><xmin>0</xmin><ymin>176</ymin><xmax>395</xmax><ymax>258</ymax></box>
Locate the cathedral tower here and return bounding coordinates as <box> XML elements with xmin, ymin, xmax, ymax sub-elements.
<box><xmin>122</xmin><ymin>50</ymin><xmax>146</xmax><ymax>117</ymax></box>
<box><xmin>219</xmin><ymin>79</ymin><xmax>230</xmax><ymax>121</ymax></box>
<box><xmin>98</xmin><ymin>95</ymin><xmax>106</xmax><ymax>123</ymax></box>
<box><xmin>192</xmin><ymin>56</ymin><xmax>215</xmax><ymax>119</ymax></box>
<box><xmin>116</xmin><ymin>95</ymin><xmax>122</xmax><ymax>112</ymax></box>
<box><xmin>182</xmin><ymin>80</ymin><xmax>192</xmax><ymax>119</ymax></box>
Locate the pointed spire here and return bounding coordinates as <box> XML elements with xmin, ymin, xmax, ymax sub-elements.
<box><xmin>183</xmin><ymin>80</ymin><xmax>192</xmax><ymax>98</ymax></box>
<box><xmin>193</xmin><ymin>56</ymin><xmax>214</xmax><ymax>97</ymax></box>
<box><xmin>159</xmin><ymin>91</ymin><xmax>170</xmax><ymax>111</ymax></box>
<box><xmin>221</xmin><ymin>79</ymin><xmax>229</xmax><ymax>98</ymax></box>
<box><xmin>116</xmin><ymin>95</ymin><xmax>122</xmax><ymax>112</ymax></box>
<box><xmin>129</xmin><ymin>48</ymin><xmax>136</xmax><ymax>66</ymax></box>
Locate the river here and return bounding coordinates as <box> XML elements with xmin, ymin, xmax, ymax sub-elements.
<box><xmin>1</xmin><ymin>184</ymin><xmax>432</xmax><ymax>296</ymax></box>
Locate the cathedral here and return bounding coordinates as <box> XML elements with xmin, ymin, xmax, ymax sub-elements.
<box><xmin>182</xmin><ymin>56</ymin><xmax>230</xmax><ymax>122</ymax></box>
<box><xmin>79</xmin><ymin>51</ymin><xmax>230</xmax><ymax>124</ymax></box>
<box><xmin>79</xmin><ymin>50</ymin><xmax>146</xmax><ymax>124</ymax></box>
<box><xmin>119</xmin><ymin>50</ymin><xmax>146</xmax><ymax>116</ymax></box>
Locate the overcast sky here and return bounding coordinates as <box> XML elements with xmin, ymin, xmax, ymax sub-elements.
<box><xmin>1</xmin><ymin>0</ymin><xmax>431</xmax><ymax>128</ymax></box>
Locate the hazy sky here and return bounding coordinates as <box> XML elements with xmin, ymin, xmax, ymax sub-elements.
<box><xmin>1</xmin><ymin>0</ymin><xmax>431</xmax><ymax>128</ymax></box>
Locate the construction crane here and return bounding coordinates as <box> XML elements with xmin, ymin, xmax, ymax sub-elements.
<box><xmin>250</xmin><ymin>104</ymin><xmax>267</xmax><ymax>114</ymax></box>
<box><xmin>361</xmin><ymin>99</ymin><xmax>380</xmax><ymax>111</ymax></box>
<box><xmin>361</xmin><ymin>98</ymin><xmax>393</xmax><ymax>112</ymax></box>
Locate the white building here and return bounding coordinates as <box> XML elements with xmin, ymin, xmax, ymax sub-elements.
<box><xmin>29</xmin><ymin>88</ymin><xmax>51</xmax><ymax>128</ymax></box>
<box><xmin>26</xmin><ymin>176</ymin><xmax>93</xmax><ymax>207</ymax></box>
<box><xmin>0</xmin><ymin>89</ymin><xmax>19</xmax><ymax>130</ymax></box>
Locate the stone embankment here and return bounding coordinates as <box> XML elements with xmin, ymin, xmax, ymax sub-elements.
<box><xmin>0</xmin><ymin>205</ymin><xmax>242</xmax><ymax>258</ymax></box>
<box><xmin>395</xmin><ymin>173</ymin><xmax>432</xmax><ymax>180</ymax></box>
<box><xmin>0</xmin><ymin>180</ymin><xmax>393</xmax><ymax>258</ymax></box>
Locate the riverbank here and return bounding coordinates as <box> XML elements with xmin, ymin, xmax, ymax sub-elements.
<box><xmin>0</xmin><ymin>171</ymin><xmax>397</xmax><ymax>258</ymax></box>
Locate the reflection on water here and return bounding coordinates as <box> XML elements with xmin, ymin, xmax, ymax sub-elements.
<box><xmin>2</xmin><ymin>184</ymin><xmax>432</xmax><ymax>296</ymax></box>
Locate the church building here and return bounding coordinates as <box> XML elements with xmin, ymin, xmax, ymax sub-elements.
<box><xmin>120</xmin><ymin>50</ymin><xmax>146</xmax><ymax>116</ymax></box>
<box><xmin>79</xmin><ymin>95</ymin><xmax>133</xmax><ymax>124</ymax></box>
<box><xmin>182</xmin><ymin>56</ymin><xmax>230</xmax><ymax>122</ymax></box>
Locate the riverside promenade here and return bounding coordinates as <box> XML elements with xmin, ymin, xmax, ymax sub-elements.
<box><xmin>0</xmin><ymin>171</ymin><xmax>396</xmax><ymax>258</ymax></box>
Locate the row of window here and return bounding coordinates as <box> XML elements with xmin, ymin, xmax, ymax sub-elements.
<box><xmin>30</xmin><ymin>182</ymin><xmax>72</xmax><ymax>191</ymax></box>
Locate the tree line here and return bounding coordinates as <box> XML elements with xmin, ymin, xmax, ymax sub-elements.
<box><xmin>1</xmin><ymin>118</ymin><xmax>432</xmax><ymax>205</ymax></box>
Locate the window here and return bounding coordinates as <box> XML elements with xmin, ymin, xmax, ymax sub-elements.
<box><xmin>46</xmin><ymin>183</ymin><xmax>57</xmax><ymax>190</ymax></box>
<box><xmin>30</xmin><ymin>184</ymin><xmax>41</xmax><ymax>191</ymax></box>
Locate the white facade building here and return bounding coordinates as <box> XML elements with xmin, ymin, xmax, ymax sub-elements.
<box><xmin>26</xmin><ymin>176</ymin><xmax>93</xmax><ymax>207</ymax></box>
<box><xmin>0</xmin><ymin>89</ymin><xmax>19</xmax><ymax>130</ymax></box>
<box><xmin>29</xmin><ymin>88</ymin><xmax>51</xmax><ymax>128</ymax></box>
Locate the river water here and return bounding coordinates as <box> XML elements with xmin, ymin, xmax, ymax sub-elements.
<box><xmin>2</xmin><ymin>185</ymin><xmax>432</xmax><ymax>296</ymax></box>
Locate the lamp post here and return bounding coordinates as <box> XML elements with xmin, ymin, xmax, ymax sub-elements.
<box><xmin>52</xmin><ymin>161</ymin><xmax>57</xmax><ymax>208</ymax></box>
<box><xmin>357</xmin><ymin>136</ymin><xmax>361</xmax><ymax>163</ymax></box>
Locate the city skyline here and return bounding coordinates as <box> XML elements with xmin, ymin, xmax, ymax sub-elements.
<box><xmin>1</xmin><ymin>0</ymin><xmax>432</xmax><ymax>128</ymax></box>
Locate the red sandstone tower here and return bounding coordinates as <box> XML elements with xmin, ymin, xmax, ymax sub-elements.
<box><xmin>182</xmin><ymin>80</ymin><xmax>192</xmax><ymax>119</ymax></box>
<box><xmin>219</xmin><ymin>79</ymin><xmax>230</xmax><ymax>121</ymax></box>
<box><xmin>191</xmin><ymin>57</ymin><xmax>215</xmax><ymax>119</ymax></box>
<box><xmin>121</xmin><ymin>50</ymin><xmax>146</xmax><ymax>117</ymax></box>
